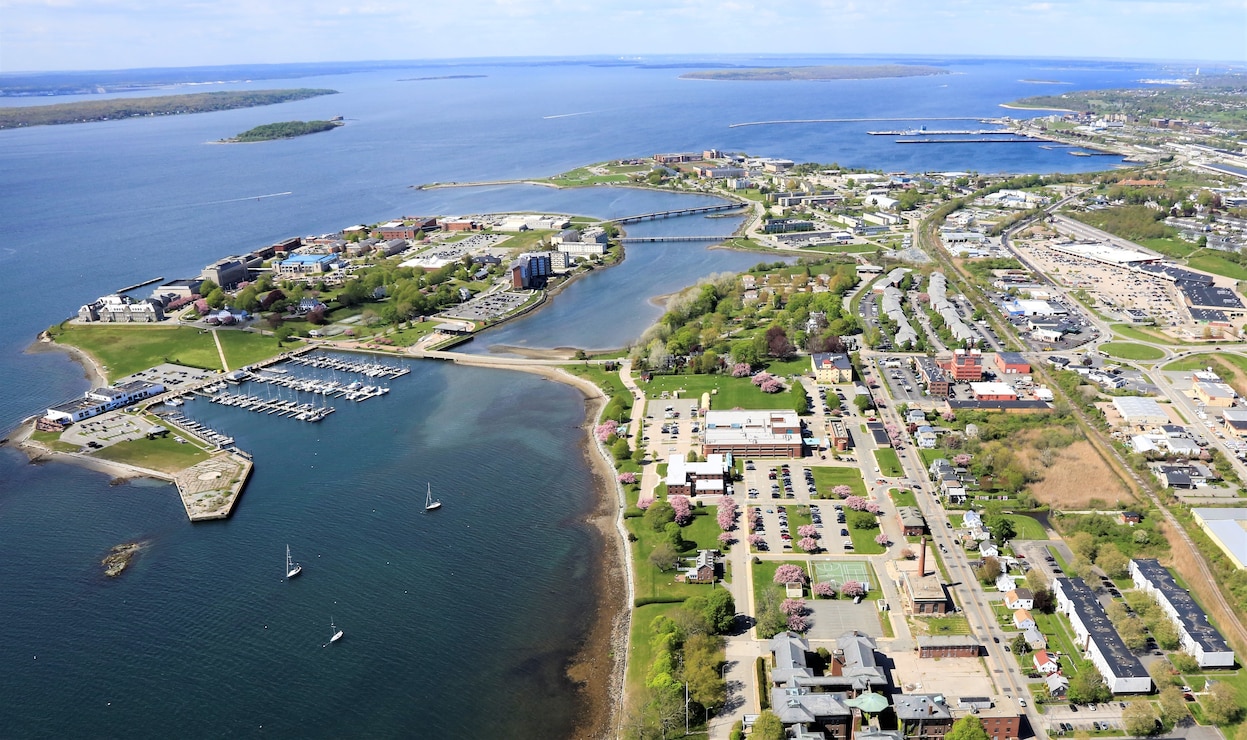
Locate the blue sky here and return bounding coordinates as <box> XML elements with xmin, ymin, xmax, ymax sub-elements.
<box><xmin>1</xmin><ymin>0</ymin><xmax>1243</xmax><ymax>72</ymax></box>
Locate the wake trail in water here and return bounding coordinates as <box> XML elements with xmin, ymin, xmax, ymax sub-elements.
<box><xmin>542</xmin><ymin>111</ymin><xmax>592</xmax><ymax>119</ymax></box>
<box><xmin>76</xmin><ymin>191</ymin><xmax>294</xmax><ymax>219</ymax></box>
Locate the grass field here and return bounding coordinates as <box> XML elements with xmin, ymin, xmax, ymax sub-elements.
<box><xmin>917</xmin><ymin>448</ymin><xmax>945</xmax><ymax>468</ymax></box>
<box><xmin>1164</xmin><ymin>353</ymin><xmax>1247</xmax><ymax>398</ymax></box>
<box><xmin>848</xmin><ymin>519</ymin><xmax>885</xmax><ymax>554</ymax></box>
<box><xmin>913</xmin><ymin>614</ymin><xmax>972</xmax><ymax>635</ymax></box>
<box><xmin>889</xmin><ymin>488</ymin><xmax>918</xmax><ymax>508</ymax></box>
<box><xmin>874</xmin><ymin>448</ymin><xmax>904</xmax><ymax>477</ymax></box>
<box><xmin>1139</xmin><ymin>237</ymin><xmax>1196</xmax><ymax>259</ymax></box>
<box><xmin>1013</xmin><ymin>431</ymin><xmax>1132</xmax><ymax>510</ymax></box>
<box><xmin>625</xmin><ymin>602</ymin><xmax>683</xmax><ymax>698</ymax></box>
<box><xmin>627</xmin><ymin>510</ymin><xmax>722</xmax><ymax>603</ymax></box>
<box><xmin>1001</xmin><ymin>514</ymin><xmax>1048</xmax><ymax>540</ymax></box>
<box><xmin>54</xmin><ymin>325</ymin><xmax>225</xmax><ymax>381</ymax></box>
<box><xmin>93</xmin><ymin>434</ymin><xmax>211</xmax><ymax>473</ymax></box>
<box><xmin>1109</xmin><ymin>324</ymin><xmax>1182</xmax><ymax>345</ymax></box>
<box><xmin>752</xmin><ymin>559</ymin><xmax>810</xmax><ymax>609</ymax></box>
<box><xmin>1098</xmin><ymin>342</ymin><xmax>1166</xmax><ymax>361</ymax></box>
<box><xmin>1187</xmin><ymin>251</ymin><xmax>1247</xmax><ymax>281</ymax></box>
<box><xmin>810</xmin><ymin>466</ymin><xmax>868</xmax><ymax>498</ymax></box>
<box><xmin>215</xmin><ymin>330</ymin><xmax>289</xmax><ymax>369</ymax></box>
<box><xmin>565</xmin><ymin>364</ymin><xmax>635</xmax><ymax>417</ymax></box>
<box><xmin>640</xmin><ymin>374</ymin><xmax>796</xmax><ymax>410</ymax></box>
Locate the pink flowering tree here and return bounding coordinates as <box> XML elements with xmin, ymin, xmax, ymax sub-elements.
<box><xmin>812</xmin><ymin>581</ymin><xmax>836</xmax><ymax>598</ymax></box>
<box><xmin>797</xmin><ymin>524</ymin><xmax>819</xmax><ymax>539</ymax></box>
<box><xmin>799</xmin><ymin>537</ymin><xmax>819</xmax><ymax>552</ymax></box>
<box><xmin>952</xmin><ymin>453</ymin><xmax>973</xmax><ymax>467</ymax></box>
<box><xmin>760</xmin><ymin>379</ymin><xmax>785</xmax><ymax>393</ymax></box>
<box><xmin>748</xmin><ymin>534</ymin><xmax>765</xmax><ymax>547</ymax></box>
<box><xmin>731</xmin><ymin>363</ymin><xmax>752</xmax><ymax>377</ymax></box>
<box><xmin>840</xmin><ymin>580</ymin><xmax>866</xmax><ymax>598</ymax></box>
<box><xmin>942</xmin><ymin>410</ymin><xmax>956</xmax><ymax>422</ymax></box>
<box><xmin>845</xmin><ymin>495</ymin><xmax>867</xmax><ymax>511</ymax></box>
<box><xmin>717</xmin><ymin>509</ymin><xmax>737</xmax><ymax>531</ymax></box>
<box><xmin>787</xmin><ymin>611</ymin><xmax>809</xmax><ymax>631</ymax></box>
<box><xmin>617</xmin><ymin>472</ymin><xmax>637</xmax><ymax>484</ymax></box>
<box><xmin>669</xmin><ymin>495</ymin><xmax>692</xmax><ymax>526</ymax></box>
<box><xmin>594</xmin><ymin>420</ymin><xmax>618</xmax><ymax>442</ymax></box>
<box><xmin>781</xmin><ymin>599</ymin><xmax>810</xmax><ymax>631</ymax></box>
<box><xmin>718</xmin><ymin>531</ymin><xmax>735</xmax><ymax>546</ymax></box>
<box><xmin>751</xmin><ymin>371</ymin><xmax>774</xmax><ymax>387</ymax></box>
<box><xmin>875</xmin><ymin>533</ymin><xmax>891</xmax><ymax>546</ymax></box>
<box><xmin>773</xmin><ymin>564</ymin><xmax>807</xmax><ymax>586</ymax></box>
<box><xmin>865</xmin><ymin>501</ymin><xmax>881</xmax><ymax>515</ymax></box>
<box><xmin>832</xmin><ymin>485</ymin><xmax>853</xmax><ymax>498</ymax></box>
<box><xmin>720</xmin><ymin>496</ymin><xmax>738</xmax><ymax>516</ymax></box>
<box><xmin>637</xmin><ymin>495</ymin><xmax>654</xmax><ymax>510</ymax></box>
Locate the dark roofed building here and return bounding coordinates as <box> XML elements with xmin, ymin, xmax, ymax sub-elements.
<box><xmin>1129</xmin><ymin>559</ymin><xmax>1234</xmax><ymax>667</ymax></box>
<box><xmin>1053</xmin><ymin>577</ymin><xmax>1151</xmax><ymax>693</ymax></box>
<box><xmin>893</xmin><ymin>694</ymin><xmax>954</xmax><ymax>740</ymax></box>
<box><xmin>944</xmin><ymin>399</ymin><xmax>1051</xmax><ymax>413</ymax></box>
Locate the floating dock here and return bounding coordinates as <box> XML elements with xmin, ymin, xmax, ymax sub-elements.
<box><xmin>209</xmin><ymin>392</ymin><xmax>335</xmax><ymax>422</ymax></box>
<box><xmin>894</xmin><ymin>137</ymin><xmax>1038</xmax><ymax>144</ymax></box>
<box><xmin>283</xmin><ymin>354</ymin><xmax>409</xmax><ymax>378</ymax></box>
<box><xmin>247</xmin><ymin>372</ymin><xmax>391</xmax><ymax>401</ymax></box>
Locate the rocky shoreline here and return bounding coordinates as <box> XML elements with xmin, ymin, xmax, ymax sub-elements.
<box><xmin>102</xmin><ymin>542</ymin><xmax>144</xmax><ymax>577</ymax></box>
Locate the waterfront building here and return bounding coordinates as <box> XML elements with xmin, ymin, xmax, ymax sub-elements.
<box><xmin>46</xmin><ymin>380</ymin><xmax>166</xmax><ymax>424</ymax></box>
<box><xmin>664</xmin><ymin>453</ymin><xmax>731</xmax><ymax>497</ymax></box>
<box><xmin>78</xmin><ymin>294</ymin><xmax>166</xmax><ymax>323</ymax></box>
<box><xmin>1128</xmin><ymin>558</ymin><xmax>1235</xmax><ymax>667</ymax></box>
<box><xmin>1052</xmin><ymin>577</ymin><xmax>1151</xmax><ymax>693</ymax></box>
<box><xmin>200</xmin><ymin>257</ymin><xmax>250</xmax><ymax>288</ymax></box>
<box><xmin>701</xmin><ymin>409</ymin><xmax>803</xmax><ymax>458</ymax></box>
<box><xmin>275</xmin><ymin>253</ymin><xmax>337</xmax><ymax>275</ymax></box>
<box><xmin>509</xmin><ymin>252</ymin><xmax>554</xmax><ymax>289</ymax></box>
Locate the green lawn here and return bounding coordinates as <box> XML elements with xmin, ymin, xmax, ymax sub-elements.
<box><xmin>1033</xmin><ymin>611</ymin><xmax>1084</xmax><ymax>677</ymax></box>
<box><xmin>916</xmin><ymin>615</ymin><xmax>972</xmax><ymax>635</ymax></box>
<box><xmin>809</xmin><ymin>466</ymin><xmax>868</xmax><ymax>498</ymax></box>
<box><xmin>917</xmin><ymin>448</ymin><xmax>946</xmax><ymax>468</ymax></box>
<box><xmin>1110</xmin><ymin>324</ymin><xmax>1182</xmax><ymax>345</ymax></box>
<box><xmin>889</xmin><ymin>488</ymin><xmax>918</xmax><ymax>508</ymax></box>
<box><xmin>565</xmin><ymin>364</ymin><xmax>635</xmax><ymax>418</ymax></box>
<box><xmin>1002</xmin><ymin>514</ymin><xmax>1048</xmax><ymax>541</ymax></box>
<box><xmin>53</xmin><ymin>324</ymin><xmax>226</xmax><ymax>381</ymax></box>
<box><xmin>1164</xmin><ymin>352</ymin><xmax>1247</xmax><ymax>379</ymax></box>
<box><xmin>763</xmin><ymin>357</ymin><xmax>813</xmax><ymax>378</ymax></box>
<box><xmin>848</xmin><ymin>518</ymin><xmax>885</xmax><ymax>554</ymax></box>
<box><xmin>1098</xmin><ymin>342</ymin><xmax>1166</xmax><ymax>361</ymax></box>
<box><xmin>874</xmin><ymin>448</ymin><xmax>904</xmax><ymax>477</ymax></box>
<box><xmin>752</xmin><ymin>559</ymin><xmax>810</xmax><ymax>611</ymax></box>
<box><xmin>641</xmin><ymin>374</ymin><xmax>796</xmax><ymax>410</ymax></box>
<box><xmin>216</xmin><ymin>329</ymin><xmax>290</xmax><ymax>369</ymax></box>
<box><xmin>1187</xmin><ymin>251</ymin><xmax>1247</xmax><ymax>281</ymax></box>
<box><xmin>626</xmin><ymin>602</ymin><xmax>684</xmax><ymax>696</ymax></box>
<box><xmin>628</xmin><ymin>510</ymin><xmax>722</xmax><ymax>603</ymax></box>
<box><xmin>1139</xmin><ymin>237</ymin><xmax>1196</xmax><ymax>259</ymax></box>
<box><xmin>93</xmin><ymin>434</ymin><xmax>211</xmax><ymax>473</ymax></box>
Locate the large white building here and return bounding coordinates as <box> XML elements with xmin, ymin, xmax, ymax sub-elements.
<box><xmin>701</xmin><ymin>409</ymin><xmax>803</xmax><ymax>458</ymax></box>
<box><xmin>46</xmin><ymin>380</ymin><xmax>166</xmax><ymax>424</ymax></box>
<box><xmin>1191</xmin><ymin>508</ymin><xmax>1247</xmax><ymax>569</ymax></box>
<box><xmin>1129</xmin><ymin>559</ymin><xmax>1235</xmax><ymax>668</ymax></box>
<box><xmin>1112</xmin><ymin>396</ymin><xmax>1171</xmax><ymax>428</ymax></box>
<box><xmin>1053</xmin><ymin>577</ymin><xmax>1152</xmax><ymax>693</ymax></box>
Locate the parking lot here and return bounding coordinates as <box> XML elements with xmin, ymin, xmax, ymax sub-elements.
<box><xmin>440</xmin><ymin>290</ymin><xmax>530</xmax><ymax>322</ymax></box>
<box><xmin>743</xmin><ymin>460</ymin><xmax>854</xmax><ymax>554</ymax></box>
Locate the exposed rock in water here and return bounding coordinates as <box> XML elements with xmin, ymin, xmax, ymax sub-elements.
<box><xmin>108</xmin><ymin>477</ymin><xmax>127</xmax><ymax>487</ymax></box>
<box><xmin>102</xmin><ymin>542</ymin><xmax>143</xmax><ymax>577</ymax></box>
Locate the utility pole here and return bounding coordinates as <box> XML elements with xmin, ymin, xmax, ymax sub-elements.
<box><xmin>684</xmin><ymin>681</ymin><xmax>689</xmax><ymax>736</ymax></box>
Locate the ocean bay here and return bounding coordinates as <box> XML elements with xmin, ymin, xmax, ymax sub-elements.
<box><xmin>0</xmin><ymin>56</ymin><xmax>1168</xmax><ymax>737</ymax></box>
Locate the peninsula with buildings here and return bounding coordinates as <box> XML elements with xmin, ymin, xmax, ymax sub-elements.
<box><xmin>19</xmin><ymin>96</ymin><xmax>1247</xmax><ymax>739</ymax></box>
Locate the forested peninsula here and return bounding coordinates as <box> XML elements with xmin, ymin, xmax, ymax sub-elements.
<box><xmin>0</xmin><ymin>88</ymin><xmax>338</xmax><ymax>130</ymax></box>
<box><xmin>222</xmin><ymin>119</ymin><xmax>343</xmax><ymax>142</ymax></box>
<box><xmin>680</xmin><ymin>64</ymin><xmax>947</xmax><ymax>81</ymax></box>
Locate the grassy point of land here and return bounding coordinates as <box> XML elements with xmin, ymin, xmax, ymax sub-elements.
<box><xmin>93</xmin><ymin>433</ymin><xmax>211</xmax><ymax>473</ymax></box>
<box><xmin>640</xmin><ymin>373</ymin><xmax>796</xmax><ymax>410</ymax></box>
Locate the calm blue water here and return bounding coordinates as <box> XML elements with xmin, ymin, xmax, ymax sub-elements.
<box><xmin>0</xmin><ymin>55</ymin><xmax>1170</xmax><ymax>738</ymax></box>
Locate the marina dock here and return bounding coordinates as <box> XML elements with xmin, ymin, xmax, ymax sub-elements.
<box><xmin>209</xmin><ymin>392</ymin><xmax>336</xmax><ymax>421</ymax></box>
<box><xmin>283</xmin><ymin>354</ymin><xmax>409</xmax><ymax>378</ymax></box>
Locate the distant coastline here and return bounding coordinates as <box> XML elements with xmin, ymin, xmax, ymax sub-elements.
<box><xmin>219</xmin><ymin>119</ymin><xmax>343</xmax><ymax>143</ymax></box>
<box><xmin>0</xmin><ymin>88</ymin><xmax>338</xmax><ymax>130</ymax></box>
<box><xmin>680</xmin><ymin>64</ymin><xmax>948</xmax><ymax>82</ymax></box>
<box><xmin>398</xmin><ymin>74</ymin><xmax>487</xmax><ymax>82</ymax></box>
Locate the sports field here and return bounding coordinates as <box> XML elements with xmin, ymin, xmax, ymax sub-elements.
<box><xmin>811</xmin><ymin>559</ymin><xmax>873</xmax><ymax>591</ymax></box>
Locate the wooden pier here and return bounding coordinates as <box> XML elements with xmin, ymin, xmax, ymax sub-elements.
<box><xmin>209</xmin><ymin>392</ymin><xmax>336</xmax><ymax>422</ymax></box>
<box><xmin>283</xmin><ymin>354</ymin><xmax>409</xmax><ymax>378</ymax></box>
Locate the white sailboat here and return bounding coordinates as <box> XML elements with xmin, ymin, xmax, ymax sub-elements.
<box><xmin>329</xmin><ymin>618</ymin><xmax>343</xmax><ymax>643</ymax></box>
<box><xmin>425</xmin><ymin>482</ymin><xmax>442</xmax><ymax>511</ymax></box>
<box><xmin>285</xmin><ymin>544</ymin><xmax>302</xmax><ymax>579</ymax></box>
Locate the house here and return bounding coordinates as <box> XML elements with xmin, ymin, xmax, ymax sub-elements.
<box><xmin>1004</xmin><ymin>588</ymin><xmax>1034</xmax><ymax>610</ymax></box>
<box><xmin>1023</xmin><ymin>625</ymin><xmax>1047</xmax><ymax>650</ymax></box>
<box><xmin>906</xmin><ymin>409</ymin><xmax>928</xmax><ymax>425</ymax></box>
<box><xmin>915</xmin><ymin>426</ymin><xmax>937</xmax><ymax>449</ymax></box>
<box><xmin>1013</xmin><ymin>609</ymin><xmax>1036</xmax><ymax>630</ymax></box>
<box><xmin>1119</xmin><ymin>512</ymin><xmax>1142</xmax><ymax>526</ymax></box>
<box><xmin>1045</xmin><ymin>673</ymin><xmax>1070</xmax><ymax>697</ymax></box>
<box><xmin>982</xmin><ymin>544</ymin><xmax>1001</xmax><ymax>561</ymax></box>
<box><xmin>1033</xmin><ymin>650</ymin><xmax>1059</xmax><ymax>675</ymax></box>
<box><xmin>812</xmin><ymin>353</ymin><xmax>853</xmax><ymax>384</ymax></box>
<box><xmin>682</xmin><ymin>550</ymin><xmax>717</xmax><ymax>584</ymax></box>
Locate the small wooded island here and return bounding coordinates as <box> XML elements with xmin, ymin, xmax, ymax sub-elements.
<box><xmin>221</xmin><ymin>119</ymin><xmax>343</xmax><ymax>143</ymax></box>
<box><xmin>680</xmin><ymin>64</ymin><xmax>947</xmax><ymax>81</ymax></box>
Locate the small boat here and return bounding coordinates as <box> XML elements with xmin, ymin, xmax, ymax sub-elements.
<box><xmin>329</xmin><ymin>618</ymin><xmax>343</xmax><ymax>643</ymax></box>
<box><xmin>425</xmin><ymin>483</ymin><xmax>442</xmax><ymax>511</ymax></box>
<box><xmin>286</xmin><ymin>545</ymin><xmax>302</xmax><ymax>579</ymax></box>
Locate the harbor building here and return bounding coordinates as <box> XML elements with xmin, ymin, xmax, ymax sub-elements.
<box><xmin>1053</xmin><ymin>577</ymin><xmax>1151</xmax><ymax>693</ymax></box>
<box><xmin>1128</xmin><ymin>558</ymin><xmax>1235</xmax><ymax>668</ymax></box>
<box><xmin>200</xmin><ymin>257</ymin><xmax>250</xmax><ymax>288</ymax></box>
<box><xmin>701</xmin><ymin>409</ymin><xmax>803</xmax><ymax>458</ymax></box>
<box><xmin>664</xmin><ymin>453</ymin><xmax>731</xmax><ymax>497</ymax></box>
<box><xmin>509</xmin><ymin>252</ymin><xmax>554</xmax><ymax>289</ymax></box>
<box><xmin>275</xmin><ymin>253</ymin><xmax>337</xmax><ymax>275</ymax></box>
<box><xmin>45</xmin><ymin>380</ymin><xmax>166</xmax><ymax>424</ymax></box>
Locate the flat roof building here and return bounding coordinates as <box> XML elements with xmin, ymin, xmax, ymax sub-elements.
<box><xmin>1193</xmin><ymin>381</ymin><xmax>1237</xmax><ymax>407</ymax></box>
<box><xmin>969</xmin><ymin>382</ymin><xmax>1018</xmax><ymax>402</ymax></box>
<box><xmin>994</xmin><ymin>351</ymin><xmax>1031</xmax><ymax>375</ymax></box>
<box><xmin>702</xmin><ymin>409</ymin><xmax>803</xmax><ymax>458</ymax></box>
<box><xmin>1112</xmin><ymin>396</ymin><xmax>1170</xmax><ymax>428</ymax></box>
<box><xmin>1129</xmin><ymin>558</ymin><xmax>1234</xmax><ymax>668</ymax></box>
<box><xmin>1191</xmin><ymin>508</ymin><xmax>1247</xmax><ymax>569</ymax></box>
<box><xmin>1053</xmin><ymin>577</ymin><xmax>1151</xmax><ymax>693</ymax></box>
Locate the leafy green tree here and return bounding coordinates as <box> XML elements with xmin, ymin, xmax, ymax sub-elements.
<box><xmin>1168</xmin><ymin>652</ymin><xmax>1198</xmax><ymax>674</ymax></box>
<box><xmin>1122</xmin><ymin>700</ymin><xmax>1160</xmax><ymax>737</ymax></box>
<box><xmin>975</xmin><ymin>557</ymin><xmax>1002</xmax><ymax>585</ymax></box>
<box><xmin>1011</xmin><ymin>633</ymin><xmax>1031</xmax><ymax>655</ymax></box>
<box><xmin>1203</xmin><ymin>681</ymin><xmax>1243</xmax><ymax>725</ymax></box>
<box><xmin>649</xmin><ymin>542</ymin><xmax>679</xmax><ymax>572</ymax></box>
<box><xmin>792</xmin><ymin>383</ymin><xmax>810</xmax><ymax>415</ymax></box>
<box><xmin>644</xmin><ymin>500</ymin><xmax>675</xmax><ymax>531</ymax></box>
<box><xmin>946</xmin><ymin>715</ymin><xmax>990</xmax><ymax>740</ymax></box>
<box><xmin>274</xmin><ymin>326</ymin><xmax>294</xmax><ymax>345</ymax></box>
<box><xmin>198</xmin><ymin>278</ymin><xmax>219</xmax><ymax>296</ymax></box>
<box><xmin>1151</xmin><ymin>618</ymin><xmax>1180</xmax><ymax>650</ymax></box>
<box><xmin>664</xmin><ymin>522</ymin><xmax>688</xmax><ymax>552</ymax></box>
<box><xmin>684</xmin><ymin>589</ymin><xmax>736</xmax><ymax>635</ymax></box>
<box><xmin>985</xmin><ymin>515</ymin><xmax>1017</xmax><ymax>546</ymax></box>
<box><xmin>854</xmin><ymin>394</ymin><xmax>874</xmax><ymax>412</ymax></box>
<box><xmin>750</xmin><ymin>711</ymin><xmax>785</xmax><ymax>740</ymax></box>
<box><xmin>1157</xmin><ymin>686</ymin><xmax>1188</xmax><ymax>729</ymax></box>
<box><xmin>1095</xmin><ymin>544</ymin><xmax>1129</xmax><ymax>579</ymax></box>
<box><xmin>684</xmin><ymin>633</ymin><xmax>727</xmax><ymax>710</ymax></box>
<box><xmin>1067</xmin><ymin>663</ymin><xmax>1111</xmax><ymax>704</ymax></box>
<box><xmin>205</xmin><ymin>287</ymin><xmax>226</xmax><ymax>309</ymax></box>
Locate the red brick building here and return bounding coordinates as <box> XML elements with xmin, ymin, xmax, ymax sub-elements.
<box><xmin>940</xmin><ymin>349</ymin><xmax>984</xmax><ymax>381</ymax></box>
<box><xmin>994</xmin><ymin>351</ymin><xmax>1031</xmax><ymax>375</ymax></box>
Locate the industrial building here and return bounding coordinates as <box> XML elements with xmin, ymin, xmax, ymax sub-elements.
<box><xmin>994</xmin><ymin>351</ymin><xmax>1031</xmax><ymax>375</ymax></box>
<box><xmin>701</xmin><ymin>409</ymin><xmax>803</xmax><ymax>458</ymax></box>
<box><xmin>1191</xmin><ymin>508</ymin><xmax>1247</xmax><ymax>569</ymax></box>
<box><xmin>1111</xmin><ymin>396</ymin><xmax>1171</xmax><ymax>428</ymax></box>
<box><xmin>1128</xmin><ymin>558</ymin><xmax>1235</xmax><ymax>668</ymax></box>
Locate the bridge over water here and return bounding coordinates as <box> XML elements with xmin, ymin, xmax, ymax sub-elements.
<box><xmin>619</xmin><ymin>235</ymin><xmax>732</xmax><ymax>243</ymax></box>
<box><xmin>611</xmin><ymin>203</ymin><xmax>746</xmax><ymax>224</ymax></box>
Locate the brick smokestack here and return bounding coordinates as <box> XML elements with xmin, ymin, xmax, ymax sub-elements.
<box><xmin>918</xmin><ymin>537</ymin><xmax>927</xmax><ymax>577</ymax></box>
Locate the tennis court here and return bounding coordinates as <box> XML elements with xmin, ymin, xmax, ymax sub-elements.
<box><xmin>811</xmin><ymin>559</ymin><xmax>873</xmax><ymax>591</ymax></box>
